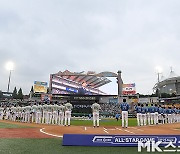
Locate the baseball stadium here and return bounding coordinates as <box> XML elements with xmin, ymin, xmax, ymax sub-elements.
<box><xmin>154</xmin><ymin>69</ymin><xmax>180</xmax><ymax>106</ymax></box>
<box><xmin>0</xmin><ymin>70</ymin><xmax>180</xmax><ymax>154</ymax></box>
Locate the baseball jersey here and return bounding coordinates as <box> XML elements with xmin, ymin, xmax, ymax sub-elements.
<box><xmin>141</xmin><ymin>107</ymin><xmax>147</xmax><ymax>114</ymax></box>
<box><xmin>0</xmin><ymin>107</ymin><xmax>4</xmax><ymax>112</ymax></box>
<box><xmin>166</xmin><ymin>108</ymin><xmax>173</xmax><ymax>114</ymax></box>
<box><xmin>53</xmin><ymin>104</ymin><xmax>58</xmax><ymax>111</ymax></box>
<box><xmin>42</xmin><ymin>104</ymin><xmax>48</xmax><ymax>112</ymax></box>
<box><xmin>154</xmin><ymin>106</ymin><xmax>159</xmax><ymax>112</ymax></box>
<box><xmin>158</xmin><ymin>107</ymin><xmax>163</xmax><ymax>114</ymax></box>
<box><xmin>149</xmin><ymin>106</ymin><xmax>155</xmax><ymax>113</ymax></box>
<box><xmin>64</xmin><ymin>103</ymin><xmax>73</xmax><ymax>111</ymax></box>
<box><xmin>135</xmin><ymin>106</ymin><xmax>142</xmax><ymax>113</ymax></box>
<box><xmin>91</xmin><ymin>103</ymin><xmax>101</xmax><ymax>112</ymax></box>
<box><xmin>58</xmin><ymin>105</ymin><xmax>65</xmax><ymax>112</ymax></box>
<box><xmin>120</xmin><ymin>103</ymin><xmax>129</xmax><ymax>111</ymax></box>
<box><xmin>32</xmin><ymin>105</ymin><xmax>37</xmax><ymax>112</ymax></box>
<box><xmin>36</xmin><ymin>105</ymin><xmax>42</xmax><ymax>112</ymax></box>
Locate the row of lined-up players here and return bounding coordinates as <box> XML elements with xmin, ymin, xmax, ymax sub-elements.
<box><xmin>134</xmin><ymin>103</ymin><xmax>180</xmax><ymax>126</ymax></box>
<box><xmin>0</xmin><ymin>102</ymin><xmax>73</xmax><ymax>126</ymax></box>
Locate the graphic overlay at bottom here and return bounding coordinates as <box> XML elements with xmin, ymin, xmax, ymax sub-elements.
<box><xmin>63</xmin><ymin>134</ymin><xmax>180</xmax><ymax>147</ymax></box>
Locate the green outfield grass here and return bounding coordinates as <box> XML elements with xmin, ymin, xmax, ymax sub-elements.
<box><xmin>0</xmin><ymin>121</ymin><xmax>32</xmax><ymax>128</ymax></box>
<box><xmin>71</xmin><ymin>118</ymin><xmax>137</xmax><ymax>127</ymax></box>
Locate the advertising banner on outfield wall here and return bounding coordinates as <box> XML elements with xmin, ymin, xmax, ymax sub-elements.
<box><xmin>122</xmin><ymin>83</ymin><xmax>136</xmax><ymax>95</ymax></box>
<box><xmin>34</xmin><ymin>81</ymin><xmax>48</xmax><ymax>93</ymax></box>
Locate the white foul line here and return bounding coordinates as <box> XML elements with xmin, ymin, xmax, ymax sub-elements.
<box><xmin>124</xmin><ymin>129</ymin><xmax>136</xmax><ymax>134</ymax></box>
<box><xmin>115</xmin><ymin>127</ymin><xmax>122</xmax><ymax>131</ymax></box>
<box><xmin>130</xmin><ymin>127</ymin><xmax>144</xmax><ymax>131</ymax></box>
<box><xmin>40</xmin><ymin>128</ymin><xmax>63</xmax><ymax>138</ymax></box>
<box><xmin>103</xmin><ymin>127</ymin><xmax>109</xmax><ymax>134</ymax></box>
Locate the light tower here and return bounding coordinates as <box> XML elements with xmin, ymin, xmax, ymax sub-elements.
<box><xmin>5</xmin><ymin>61</ymin><xmax>14</xmax><ymax>93</ymax></box>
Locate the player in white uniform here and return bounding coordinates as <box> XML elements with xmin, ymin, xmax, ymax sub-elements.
<box><xmin>17</xmin><ymin>105</ymin><xmax>23</xmax><ymax>122</ymax></box>
<box><xmin>31</xmin><ymin>103</ymin><xmax>37</xmax><ymax>123</ymax></box>
<box><xmin>21</xmin><ymin>106</ymin><xmax>26</xmax><ymax>122</ymax></box>
<box><xmin>64</xmin><ymin>102</ymin><xmax>73</xmax><ymax>126</ymax></box>
<box><xmin>58</xmin><ymin>104</ymin><xmax>65</xmax><ymax>125</ymax></box>
<box><xmin>12</xmin><ymin>105</ymin><xmax>18</xmax><ymax>121</ymax></box>
<box><xmin>91</xmin><ymin>101</ymin><xmax>101</xmax><ymax>127</ymax></box>
<box><xmin>36</xmin><ymin>103</ymin><xmax>42</xmax><ymax>124</ymax></box>
<box><xmin>0</xmin><ymin>106</ymin><xmax>4</xmax><ymax>120</ymax></box>
<box><xmin>42</xmin><ymin>103</ymin><xmax>48</xmax><ymax>124</ymax></box>
<box><xmin>52</xmin><ymin>102</ymin><xmax>58</xmax><ymax>125</ymax></box>
<box><xmin>6</xmin><ymin>106</ymin><xmax>11</xmax><ymax>120</ymax></box>
<box><xmin>25</xmin><ymin>105</ymin><xmax>31</xmax><ymax>123</ymax></box>
<box><xmin>46</xmin><ymin>104</ymin><xmax>53</xmax><ymax>124</ymax></box>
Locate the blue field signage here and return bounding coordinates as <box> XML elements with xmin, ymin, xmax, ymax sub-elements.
<box><xmin>63</xmin><ymin>134</ymin><xmax>180</xmax><ymax>147</ymax></box>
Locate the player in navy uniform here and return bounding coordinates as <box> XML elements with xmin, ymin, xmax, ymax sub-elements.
<box><xmin>120</xmin><ymin>99</ymin><xmax>129</xmax><ymax>128</ymax></box>
<box><xmin>158</xmin><ymin>105</ymin><xmax>163</xmax><ymax>124</ymax></box>
<box><xmin>167</xmin><ymin>107</ymin><xmax>173</xmax><ymax>124</ymax></box>
<box><xmin>146</xmin><ymin>104</ymin><xmax>151</xmax><ymax>125</ymax></box>
<box><xmin>154</xmin><ymin>104</ymin><xmax>159</xmax><ymax>124</ymax></box>
<box><xmin>150</xmin><ymin>104</ymin><xmax>155</xmax><ymax>125</ymax></box>
<box><xmin>141</xmin><ymin>104</ymin><xmax>147</xmax><ymax>126</ymax></box>
<box><xmin>135</xmin><ymin>103</ymin><xmax>142</xmax><ymax>126</ymax></box>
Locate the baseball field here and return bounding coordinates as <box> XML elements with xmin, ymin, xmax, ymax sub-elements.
<box><xmin>0</xmin><ymin>118</ymin><xmax>179</xmax><ymax>154</ymax></box>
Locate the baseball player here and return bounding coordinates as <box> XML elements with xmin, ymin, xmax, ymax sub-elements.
<box><xmin>172</xmin><ymin>106</ymin><xmax>177</xmax><ymax>123</ymax></box>
<box><xmin>58</xmin><ymin>103</ymin><xmax>65</xmax><ymax>125</ymax></box>
<box><xmin>154</xmin><ymin>104</ymin><xmax>159</xmax><ymax>124</ymax></box>
<box><xmin>158</xmin><ymin>105</ymin><xmax>163</xmax><ymax>124</ymax></box>
<box><xmin>150</xmin><ymin>104</ymin><xmax>155</xmax><ymax>125</ymax></box>
<box><xmin>52</xmin><ymin>102</ymin><xmax>58</xmax><ymax>125</ymax></box>
<box><xmin>140</xmin><ymin>104</ymin><xmax>147</xmax><ymax>126</ymax></box>
<box><xmin>46</xmin><ymin>103</ymin><xmax>53</xmax><ymax>124</ymax></box>
<box><xmin>36</xmin><ymin>103</ymin><xmax>42</xmax><ymax>124</ymax></box>
<box><xmin>167</xmin><ymin>107</ymin><xmax>173</xmax><ymax>124</ymax></box>
<box><xmin>178</xmin><ymin>108</ymin><xmax>180</xmax><ymax>122</ymax></box>
<box><xmin>120</xmin><ymin>99</ymin><xmax>129</xmax><ymax>128</ymax></box>
<box><xmin>25</xmin><ymin>105</ymin><xmax>31</xmax><ymax>123</ymax></box>
<box><xmin>42</xmin><ymin>103</ymin><xmax>48</xmax><ymax>124</ymax></box>
<box><xmin>11</xmin><ymin>105</ymin><xmax>16</xmax><ymax>121</ymax></box>
<box><xmin>31</xmin><ymin>103</ymin><xmax>37</xmax><ymax>123</ymax></box>
<box><xmin>162</xmin><ymin>106</ymin><xmax>167</xmax><ymax>124</ymax></box>
<box><xmin>91</xmin><ymin>101</ymin><xmax>101</xmax><ymax>127</ymax></box>
<box><xmin>135</xmin><ymin>103</ymin><xmax>142</xmax><ymax>126</ymax></box>
<box><xmin>5</xmin><ymin>106</ymin><xmax>11</xmax><ymax>120</ymax></box>
<box><xmin>146</xmin><ymin>104</ymin><xmax>151</xmax><ymax>125</ymax></box>
<box><xmin>0</xmin><ymin>105</ymin><xmax>4</xmax><ymax>120</ymax></box>
<box><xmin>64</xmin><ymin>102</ymin><xmax>73</xmax><ymax>126</ymax></box>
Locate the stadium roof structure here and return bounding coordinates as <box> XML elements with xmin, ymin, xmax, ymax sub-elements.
<box><xmin>51</xmin><ymin>70</ymin><xmax>118</xmax><ymax>88</ymax></box>
<box><xmin>153</xmin><ymin>69</ymin><xmax>180</xmax><ymax>92</ymax></box>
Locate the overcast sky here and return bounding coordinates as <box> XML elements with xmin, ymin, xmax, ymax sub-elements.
<box><xmin>0</xmin><ymin>0</ymin><xmax>180</xmax><ymax>95</ymax></box>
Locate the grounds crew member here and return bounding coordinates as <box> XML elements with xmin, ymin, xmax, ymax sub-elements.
<box><xmin>91</xmin><ymin>100</ymin><xmax>101</xmax><ymax>127</ymax></box>
<box><xmin>120</xmin><ymin>99</ymin><xmax>129</xmax><ymax>128</ymax></box>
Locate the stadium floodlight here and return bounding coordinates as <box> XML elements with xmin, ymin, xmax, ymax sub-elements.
<box><xmin>5</xmin><ymin>61</ymin><xmax>14</xmax><ymax>92</ymax></box>
<box><xmin>155</xmin><ymin>66</ymin><xmax>163</xmax><ymax>74</ymax></box>
<box><xmin>5</xmin><ymin>61</ymin><xmax>14</xmax><ymax>71</ymax></box>
<box><xmin>155</xmin><ymin>66</ymin><xmax>163</xmax><ymax>102</ymax></box>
